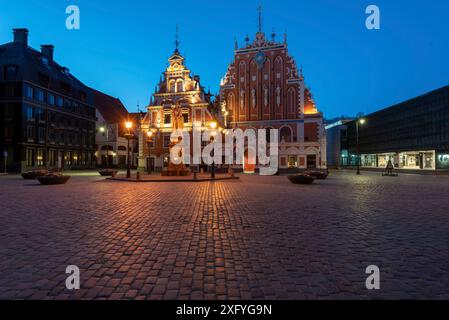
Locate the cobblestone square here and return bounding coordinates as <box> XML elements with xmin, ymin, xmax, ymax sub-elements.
<box><xmin>1</xmin><ymin>171</ymin><xmax>449</xmax><ymax>299</ymax></box>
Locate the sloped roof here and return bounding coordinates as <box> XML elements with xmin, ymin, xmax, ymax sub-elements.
<box><xmin>0</xmin><ymin>41</ymin><xmax>91</xmax><ymax>103</ymax></box>
<box><xmin>92</xmin><ymin>88</ymin><xmax>130</xmax><ymax>125</ymax></box>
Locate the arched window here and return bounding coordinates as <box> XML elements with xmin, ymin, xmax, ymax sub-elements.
<box><xmin>279</xmin><ymin>126</ymin><xmax>292</xmax><ymax>143</ymax></box>
<box><xmin>176</xmin><ymin>80</ymin><xmax>183</xmax><ymax>92</ymax></box>
<box><xmin>169</xmin><ymin>80</ymin><xmax>175</xmax><ymax>93</ymax></box>
<box><xmin>118</xmin><ymin>146</ymin><xmax>126</xmax><ymax>151</ymax></box>
<box><xmin>288</xmin><ymin>88</ymin><xmax>296</xmax><ymax>112</ymax></box>
<box><xmin>239</xmin><ymin>61</ymin><xmax>246</xmax><ymax>83</ymax></box>
<box><xmin>227</xmin><ymin>93</ymin><xmax>234</xmax><ymax>118</ymax></box>
<box><xmin>240</xmin><ymin>90</ymin><xmax>245</xmax><ymax>110</ymax></box>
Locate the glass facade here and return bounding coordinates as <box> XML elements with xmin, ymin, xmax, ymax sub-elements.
<box><xmin>345</xmin><ymin>86</ymin><xmax>449</xmax><ymax>171</ymax></box>
<box><xmin>359</xmin><ymin>151</ymin><xmax>436</xmax><ymax>170</ymax></box>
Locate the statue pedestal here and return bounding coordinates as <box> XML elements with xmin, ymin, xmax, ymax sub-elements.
<box><xmin>161</xmin><ymin>140</ymin><xmax>190</xmax><ymax>176</ymax></box>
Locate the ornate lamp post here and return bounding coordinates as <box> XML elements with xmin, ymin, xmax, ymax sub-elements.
<box><xmin>146</xmin><ymin>130</ymin><xmax>153</xmax><ymax>174</ymax></box>
<box><xmin>99</xmin><ymin>124</ymin><xmax>112</xmax><ymax>168</ymax></box>
<box><xmin>356</xmin><ymin>118</ymin><xmax>366</xmax><ymax>175</ymax></box>
<box><xmin>210</xmin><ymin>121</ymin><xmax>217</xmax><ymax>178</ymax></box>
<box><xmin>221</xmin><ymin>100</ymin><xmax>233</xmax><ymax>176</ymax></box>
<box><xmin>124</xmin><ymin>121</ymin><xmax>133</xmax><ymax>178</ymax></box>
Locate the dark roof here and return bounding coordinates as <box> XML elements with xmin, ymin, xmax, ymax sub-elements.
<box><xmin>0</xmin><ymin>40</ymin><xmax>92</xmax><ymax>103</ymax></box>
<box><xmin>91</xmin><ymin>88</ymin><xmax>129</xmax><ymax>124</ymax></box>
<box><xmin>349</xmin><ymin>85</ymin><xmax>449</xmax><ymax>122</ymax></box>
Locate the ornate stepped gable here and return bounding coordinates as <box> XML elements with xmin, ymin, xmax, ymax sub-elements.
<box><xmin>220</xmin><ymin>30</ymin><xmax>319</xmax><ymax>123</ymax></box>
<box><xmin>143</xmin><ymin>48</ymin><xmax>214</xmax><ymax>133</ymax></box>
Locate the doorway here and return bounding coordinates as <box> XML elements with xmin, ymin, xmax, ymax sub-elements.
<box><xmin>307</xmin><ymin>155</ymin><xmax>317</xmax><ymax>169</ymax></box>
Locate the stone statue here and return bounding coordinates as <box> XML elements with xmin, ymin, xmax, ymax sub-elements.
<box><xmin>172</xmin><ymin>105</ymin><xmax>184</xmax><ymax>130</ymax></box>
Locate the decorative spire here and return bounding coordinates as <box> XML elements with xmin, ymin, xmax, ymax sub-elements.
<box><xmin>234</xmin><ymin>37</ymin><xmax>238</xmax><ymax>50</ymax></box>
<box><xmin>284</xmin><ymin>30</ymin><xmax>287</xmax><ymax>44</ymax></box>
<box><xmin>175</xmin><ymin>24</ymin><xmax>180</xmax><ymax>52</ymax></box>
<box><xmin>271</xmin><ymin>28</ymin><xmax>276</xmax><ymax>41</ymax></box>
<box><xmin>257</xmin><ymin>5</ymin><xmax>263</xmax><ymax>33</ymax></box>
<box><xmin>245</xmin><ymin>34</ymin><xmax>250</xmax><ymax>45</ymax></box>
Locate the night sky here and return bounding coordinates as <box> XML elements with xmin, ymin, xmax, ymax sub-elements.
<box><xmin>1</xmin><ymin>0</ymin><xmax>448</xmax><ymax>118</ymax></box>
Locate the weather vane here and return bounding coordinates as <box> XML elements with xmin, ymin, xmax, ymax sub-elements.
<box><xmin>258</xmin><ymin>5</ymin><xmax>263</xmax><ymax>33</ymax></box>
<box><xmin>175</xmin><ymin>24</ymin><xmax>180</xmax><ymax>51</ymax></box>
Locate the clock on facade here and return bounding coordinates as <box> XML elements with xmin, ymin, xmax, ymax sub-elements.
<box><xmin>254</xmin><ymin>51</ymin><xmax>266</xmax><ymax>69</ymax></box>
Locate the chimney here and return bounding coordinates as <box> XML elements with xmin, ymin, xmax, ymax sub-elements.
<box><xmin>13</xmin><ymin>28</ymin><xmax>29</xmax><ymax>47</ymax></box>
<box><xmin>41</xmin><ymin>45</ymin><xmax>54</xmax><ymax>61</ymax></box>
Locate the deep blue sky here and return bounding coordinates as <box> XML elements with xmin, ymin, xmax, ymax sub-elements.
<box><xmin>1</xmin><ymin>0</ymin><xmax>449</xmax><ymax>118</ymax></box>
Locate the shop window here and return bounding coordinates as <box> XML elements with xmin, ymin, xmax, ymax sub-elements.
<box><xmin>36</xmin><ymin>149</ymin><xmax>45</xmax><ymax>166</ymax></box>
<box><xmin>26</xmin><ymin>148</ymin><xmax>34</xmax><ymax>167</ymax></box>
<box><xmin>49</xmin><ymin>150</ymin><xmax>56</xmax><ymax>166</ymax></box>
<box><xmin>437</xmin><ymin>154</ymin><xmax>449</xmax><ymax>169</ymax></box>
<box><xmin>288</xmin><ymin>156</ymin><xmax>298</xmax><ymax>168</ymax></box>
<box><xmin>307</xmin><ymin>155</ymin><xmax>317</xmax><ymax>169</ymax></box>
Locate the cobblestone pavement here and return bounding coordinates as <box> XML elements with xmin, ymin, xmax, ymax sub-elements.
<box><xmin>1</xmin><ymin>171</ymin><xmax>449</xmax><ymax>300</ymax></box>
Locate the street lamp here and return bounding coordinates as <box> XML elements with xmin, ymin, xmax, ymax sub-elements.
<box><xmin>146</xmin><ymin>130</ymin><xmax>153</xmax><ymax>175</ymax></box>
<box><xmin>99</xmin><ymin>125</ymin><xmax>111</xmax><ymax>168</ymax></box>
<box><xmin>124</xmin><ymin>121</ymin><xmax>133</xmax><ymax>178</ymax></box>
<box><xmin>210</xmin><ymin>121</ymin><xmax>217</xmax><ymax>178</ymax></box>
<box><xmin>356</xmin><ymin>118</ymin><xmax>366</xmax><ymax>175</ymax></box>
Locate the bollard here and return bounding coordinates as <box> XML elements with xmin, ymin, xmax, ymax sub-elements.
<box><xmin>193</xmin><ymin>172</ymin><xmax>198</xmax><ymax>180</ymax></box>
<box><xmin>136</xmin><ymin>172</ymin><xmax>140</xmax><ymax>180</ymax></box>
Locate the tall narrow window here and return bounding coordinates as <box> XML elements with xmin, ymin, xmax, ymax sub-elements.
<box><xmin>25</xmin><ymin>86</ymin><xmax>34</xmax><ymax>99</ymax></box>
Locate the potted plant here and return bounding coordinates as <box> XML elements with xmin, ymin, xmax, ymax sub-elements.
<box><xmin>304</xmin><ymin>170</ymin><xmax>329</xmax><ymax>180</ymax></box>
<box><xmin>288</xmin><ymin>174</ymin><xmax>315</xmax><ymax>185</ymax></box>
<box><xmin>98</xmin><ymin>169</ymin><xmax>118</xmax><ymax>177</ymax></box>
<box><xmin>37</xmin><ymin>173</ymin><xmax>71</xmax><ymax>185</ymax></box>
<box><xmin>21</xmin><ymin>169</ymin><xmax>49</xmax><ymax>180</ymax></box>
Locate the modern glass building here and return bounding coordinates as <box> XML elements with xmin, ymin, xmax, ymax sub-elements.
<box><xmin>344</xmin><ymin>85</ymin><xmax>449</xmax><ymax>172</ymax></box>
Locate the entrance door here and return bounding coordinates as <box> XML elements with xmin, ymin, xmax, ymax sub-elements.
<box><xmin>147</xmin><ymin>157</ymin><xmax>155</xmax><ymax>173</ymax></box>
<box><xmin>243</xmin><ymin>149</ymin><xmax>256</xmax><ymax>174</ymax></box>
<box><xmin>307</xmin><ymin>155</ymin><xmax>317</xmax><ymax>169</ymax></box>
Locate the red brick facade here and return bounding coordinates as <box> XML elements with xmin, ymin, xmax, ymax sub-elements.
<box><xmin>220</xmin><ymin>30</ymin><xmax>327</xmax><ymax>171</ymax></box>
